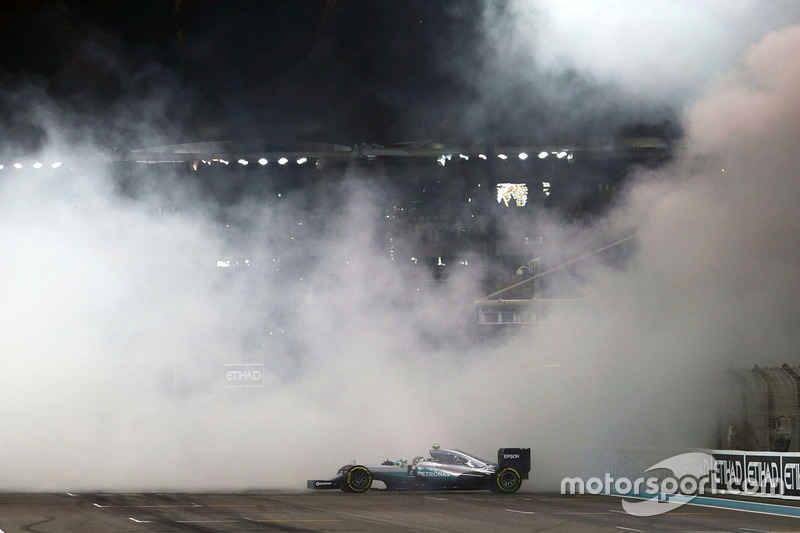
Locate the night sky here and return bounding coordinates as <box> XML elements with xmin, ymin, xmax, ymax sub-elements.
<box><xmin>0</xmin><ymin>0</ymin><xmax>681</xmax><ymax>153</ymax></box>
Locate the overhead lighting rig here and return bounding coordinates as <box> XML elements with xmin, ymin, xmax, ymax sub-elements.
<box><xmin>0</xmin><ymin>137</ymin><xmax>676</xmax><ymax>171</ymax></box>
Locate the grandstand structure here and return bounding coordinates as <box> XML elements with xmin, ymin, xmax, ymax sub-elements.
<box><xmin>0</xmin><ymin>135</ymin><xmax>675</xmax><ymax>330</ymax></box>
<box><xmin>726</xmin><ymin>364</ymin><xmax>800</xmax><ymax>452</ymax></box>
<box><xmin>118</xmin><ymin>136</ymin><xmax>673</xmax><ymax>329</ymax></box>
<box><xmin>119</xmin><ymin>136</ymin><xmax>669</xmax><ymax>313</ymax></box>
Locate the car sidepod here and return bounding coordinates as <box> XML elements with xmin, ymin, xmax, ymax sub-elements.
<box><xmin>414</xmin><ymin>461</ymin><xmax>493</xmax><ymax>490</ymax></box>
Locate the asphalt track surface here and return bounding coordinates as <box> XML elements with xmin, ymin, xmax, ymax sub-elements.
<box><xmin>1</xmin><ymin>491</ymin><xmax>799</xmax><ymax>532</ymax></box>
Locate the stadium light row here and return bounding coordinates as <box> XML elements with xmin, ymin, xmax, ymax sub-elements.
<box><xmin>153</xmin><ymin>148</ymin><xmax>578</xmax><ymax>169</ymax></box>
<box><xmin>0</xmin><ymin>137</ymin><xmax>673</xmax><ymax>171</ymax></box>
<box><xmin>0</xmin><ymin>152</ymin><xmax>574</xmax><ymax>170</ymax></box>
<box><xmin>186</xmin><ymin>147</ymin><xmax>580</xmax><ymax>170</ymax></box>
<box><xmin>0</xmin><ymin>161</ymin><xmax>63</xmax><ymax>170</ymax></box>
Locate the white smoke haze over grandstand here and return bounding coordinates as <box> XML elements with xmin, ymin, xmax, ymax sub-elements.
<box><xmin>0</xmin><ymin>3</ymin><xmax>799</xmax><ymax>491</ymax></box>
<box><xmin>483</xmin><ymin>1</ymin><xmax>800</xmax><ymax>105</ymax></box>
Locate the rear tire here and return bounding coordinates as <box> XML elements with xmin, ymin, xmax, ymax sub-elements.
<box><xmin>342</xmin><ymin>466</ymin><xmax>372</xmax><ymax>493</ymax></box>
<box><xmin>492</xmin><ymin>467</ymin><xmax>522</xmax><ymax>494</ymax></box>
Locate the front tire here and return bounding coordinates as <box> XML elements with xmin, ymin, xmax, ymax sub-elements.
<box><xmin>492</xmin><ymin>467</ymin><xmax>522</xmax><ymax>494</ymax></box>
<box><xmin>342</xmin><ymin>466</ymin><xmax>372</xmax><ymax>493</ymax></box>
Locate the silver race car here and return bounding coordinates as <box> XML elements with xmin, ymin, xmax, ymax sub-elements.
<box><xmin>307</xmin><ymin>445</ymin><xmax>531</xmax><ymax>494</ymax></box>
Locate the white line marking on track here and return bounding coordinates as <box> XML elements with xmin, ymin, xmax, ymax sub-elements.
<box><xmin>423</xmin><ymin>496</ymin><xmax>448</xmax><ymax>501</ymax></box>
<box><xmin>553</xmin><ymin>512</ymin><xmax>609</xmax><ymax>515</ymax></box>
<box><xmin>207</xmin><ymin>504</ymin><xmax>264</xmax><ymax>507</ymax></box>
<box><xmin>97</xmin><ymin>504</ymin><xmax>201</xmax><ymax>508</ymax></box>
<box><xmin>254</xmin><ymin>520</ymin><xmax>344</xmax><ymax>523</ymax></box>
<box><xmin>177</xmin><ymin>521</ymin><xmax>240</xmax><ymax>524</ymax></box>
<box><xmin>615</xmin><ymin>527</ymin><xmax>643</xmax><ymax>532</ymax></box>
<box><xmin>128</xmin><ymin>518</ymin><xmax>152</xmax><ymax>523</ymax></box>
<box><xmin>506</xmin><ymin>509</ymin><xmax>536</xmax><ymax>514</ymax></box>
<box><xmin>738</xmin><ymin>530</ymin><xmax>770</xmax><ymax>533</ymax></box>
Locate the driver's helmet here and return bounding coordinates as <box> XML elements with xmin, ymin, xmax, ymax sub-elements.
<box><xmin>431</xmin><ymin>443</ymin><xmax>440</xmax><ymax>450</ymax></box>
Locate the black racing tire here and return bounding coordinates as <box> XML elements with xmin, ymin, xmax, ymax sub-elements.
<box><xmin>492</xmin><ymin>467</ymin><xmax>522</xmax><ymax>494</ymax></box>
<box><xmin>342</xmin><ymin>465</ymin><xmax>372</xmax><ymax>493</ymax></box>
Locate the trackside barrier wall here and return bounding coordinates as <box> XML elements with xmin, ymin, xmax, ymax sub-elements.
<box><xmin>711</xmin><ymin>450</ymin><xmax>800</xmax><ymax>500</ymax></box>
<box><xmin>591</xmin><ymin>447</ymin><xmax>800</xmax><ymax>501</ymax></box>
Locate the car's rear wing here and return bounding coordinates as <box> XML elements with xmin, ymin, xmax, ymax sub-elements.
<box><xmin>498</xmin><ymin>448</ymin><xmax>531</xmax><ymax>480</ymax></box>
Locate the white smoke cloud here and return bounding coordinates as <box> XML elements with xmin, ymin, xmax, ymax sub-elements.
<box><xmin>0</xmin><ymin>7</ymin><xmax>799</xmax><ymax>493</ymax></box>
<box><xmin>509</xmin><ymin>22</ymin><xmax>800</xmax><ymax>484</ymax></box>
<box><xmin>495</xmin><ymin>0</ymin><xmax>800</xmax><ymax>106</ymax></box>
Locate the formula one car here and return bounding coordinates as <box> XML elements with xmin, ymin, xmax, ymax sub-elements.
<box><xmin>307</xmin><ymin>445</ymin><xmax>530</xmax><ymax>494</ymax></box>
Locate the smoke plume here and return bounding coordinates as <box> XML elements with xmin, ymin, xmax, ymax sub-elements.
<box><xmin>0</xmin><ymin>4</ymin><xmax>799</xmax><ymax>491</ymax></box>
